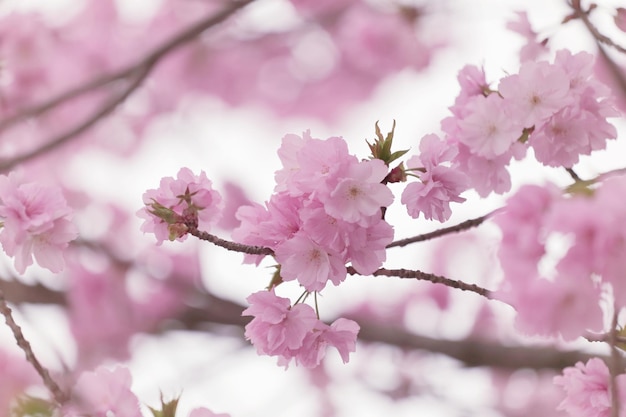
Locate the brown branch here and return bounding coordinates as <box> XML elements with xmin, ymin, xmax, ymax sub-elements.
<box><xmin>0</xmin><ymin>278</ymin><xmax>603</xmax><ymax>371</ymax></box>
<box><xmin>0</xmin><ymin>288</ymin><xmax>68</xmax><ymax>405</ymax></box>
<box><xmin>356</xmin><ymin>322</ymin><xmax>600</xmax><ymax>370</ymax></box>
<box><xmin>0</xmin><ymin>0</ymin><xmax>257</xmax><ymax>171</ymax></box>
<box><xmin>386</xmin><ymin>210</ymin><xmax>499</xmax><ymax>249</ymax></box>
<box><xmin>566</xmin><ymin>167</ymin><xmax>582</xmax><ymax>182</ymax></box>
<box><xmin>350</xmin><ymin>266</ymin><xmax>492</xmax><ymax>299</ymax></box>
<box><xmin>568</xmin><ymin>0</ymin><xmax>626</xmax><ymax>54</ymax></box>
<box><xmin>609</xmin><ymin>309</ymin><xmax>623</xmax><ymax>417</ymax></box>
<box><xmin>0</xmin><ymin>279</ymin><xmax>66</xmax><ymax>305</ymax></box>
<box><xmin>186</xmin><ymin>225</ymin><xmax>275</xmax><ymax>256</ymax></box>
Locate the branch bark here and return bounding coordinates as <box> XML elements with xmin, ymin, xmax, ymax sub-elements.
<box><xmin>0</xmin><ymin>278</ymin><xmax>598</xmax><ymax>372</ymax></box>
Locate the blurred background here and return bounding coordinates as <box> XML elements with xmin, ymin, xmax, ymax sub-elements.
<box><xmin>0</xmin><ymin>0</ymin><xmax>625</xmax><ymax>416</ymax></box>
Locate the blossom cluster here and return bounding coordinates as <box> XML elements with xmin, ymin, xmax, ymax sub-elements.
<box><xmin>138</xmin><ymin>168</ymin><xmax>222</xmax><ymax>245</ymax></box>
<box><xmin>0</xmin><ymin>172</ymin><xmax>77</xmax><ymax>273</ymax></box>
<box><xmin>234</xmin><ymin>130</ymin><xmax>394</xmax><ymax>291</ymax></box>
<box><xmin>437</xmin><ymin>49</ymin><xmax>618</xmax><ymax>197</ymax></box>
<box><xmin>493</xmin><ymin>175</ymin><xmax>626</xmax><ymax>341</ymax></box>
<box><xmin>140</xmin><ymin>131</ymin><xmax>388</xmax><ymax>367</ymax></box>
<box><xmin>555</xmin><ymin>358</ymin><xmax>626</xmax><ymax>417</ymax></box>
<box><xmin>243</xmin><ymin>290</ymin><xmax>359</xmax><ymax>368</ymax></box>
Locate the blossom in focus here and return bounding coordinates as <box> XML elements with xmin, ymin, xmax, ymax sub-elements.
<box><xmin>243</xmin><ymin>290</ymin><xmax>318</xmax><ymax>357</ymax></box>
<box><xmin>243</xmin><ymin>290</ymin><xmax>360</xmax><ymax>368</ymax></box>
<box><xmin>138</xmin><ymin>167</ymin><xmax>222</xmax><ymax>244</ymax></box>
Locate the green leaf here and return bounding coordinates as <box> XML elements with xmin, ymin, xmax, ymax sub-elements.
<box><xmin>366</xmin><ymin>120</ymin><xmax>409</xmax><ymax>166</ymax></box>
<box><xmin>11</xmin><ymin>395</ymin><xmax>54</xmax><ymax>417</ymax></box>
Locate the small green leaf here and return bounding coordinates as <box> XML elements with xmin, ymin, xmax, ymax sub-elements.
<box><xmin>267</xmin><ymin>265</ymin><xmax>283</xmax><ymax>290</ymax></box>
<box><xmin>564</xmin><ymin>179</ymin><xmax>595</xmax><ymax>196</ymax></box>
<box><xmin>11</xmin><ymin>395</ymin><xmax>54</xmax><ymax>417</ymax></box>
<box><xmin>148</xmin><ymin>201</ymin><xmax>180</xmax><ymax>225</ymax></box>
<box><xmin>388</xmin><ymin>149</ymin><xmax>410</xmax><ymax>165</ymax></box>
<box><xmin>366</xmin><ymin>120</ymin><xmax>409</xmax><ymax>166</ymax></box>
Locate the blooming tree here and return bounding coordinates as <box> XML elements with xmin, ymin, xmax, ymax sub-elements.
<box><xmin>2</xmin><ymin>0</ymin><xmax>626</xmax><ymax>416</ymax></box>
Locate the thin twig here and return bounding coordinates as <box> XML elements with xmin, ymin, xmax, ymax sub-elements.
<box><xmin>0</xmin><ymin>0</ymin><xmax>257</xmax><ymax>170</ymax></box>
<box><xmin>609</xmin><ymin>309</ymin><xmax>623</xmax><ymax>417</ymax></box>
<box><xmin>566</xmin><ymin>167</ymin><xmax>581</xmax><ymax>182</ymax></box>
<box><xmin>0</xmin><ymin>65</ymin><xmax>150</xmax><ymax>173</ymax></box>
<box><xmin>187</xmin><ymin>225</ymin><xmax>275</xmax><ymax>256</ymax></box>
<box><xmin>0</xmin><ymin>288</ymin><xmax>68</xmax><ymax>405</ymax></box>
<box><xmin>568</xmin><ymin>0</ymin><xmax>626</xmax><ymax>54</ymax></box>
<box><xmin>348</xmin><ymin>266</ymin><xmax>492</xmax><ymax>299</ymax></box>
<box><xmin>386</xmin><ymin>209</ymin><xmax>500</xmax><ymax>249</ymax></box>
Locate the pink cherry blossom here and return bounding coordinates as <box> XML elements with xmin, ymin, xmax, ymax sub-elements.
<box><xmin>275</xmin><ymin>132</ymin><xmax>356</xmax><ymax>198</ymax></box>
<box><xmin>494</xmin><ymin>183</ymin><xmax>559</xmax><ymax>288</ymax></box>
<box><xmin>498</xmin><ymin>273</ymin><xmax>603</xmax><ymax>341</ymax></box>
<box><xmin>499</xmin><ymin>60</ymin><xmax>571</xmax><ymax>128</ymax></box>
<box><xmin>0</xmin><ymin>349</ymin><xmax>38</xmax><ymax>414</ymax></box>
<box><xmin>243</xmin><ymin>290</ymin><xmax>318</xmax><ymax>357</ymax></box>
<box><xmin>415</xmin><ymin>133</ymin><xmax>459</xmax><ymax>167</ymax></box>
<box><xmin>506</xmin><ymin>11</ymin><xmax>549</xmax><ymax>62</ymax></box>
<box><xmin>275</xmin><ymin>232</ymin><xmax>347</xmax><ymax>292</ymax></box>
<box><xmin>452</xmin><ymin>143</ymin><xmax>521</xmax><ymax>197</ymax></box>
<box><xmin>554</xmin><ymin>358</ymin><xmax>626</xmax><ymax>417</ymax></box>
<box><xmin>345</xmin><ymin>216</ymin><xmax>393</xmax><ymax>275</ymax></box>
<box><xmin>0</xmin><ymin>173</ymin><xmax>77</xmax><ymax>273</ymax></box>
<box><xmin>232</xmin><ymin>192</ymin><xmax>303</xmax><ymax>265</ymax></box>
<box><xmin>188</xmin><ymin>408</ymin><xmax>232</xmax><ymax>417</ymax></box>
<box><xmin>325</xmin><ymin>158</ymin><xmax>393</xmax><ymax>224</ymax></box>
<box><xmin>280</xmin><ymin>317</ymin><xmax>360</xmax><ymax>368</ymax></box>
<box><xmin>139</xmin><ymin>167</ymin><xmax>222</xmax><ymax>245</ymax></box>
<box><xmin>401</xmin><ymin>163</ymin><xmax>467</xmax><ymax>222</ymax></box>
<box><xmin>456</xmin><ymin>94</ymin><xmax>522</xmax><ymax>158</ymax></box>
<box><xmin>63</xmin><ymin>366</ymin><xmax>142</xmax><ymax>417</ymax></box>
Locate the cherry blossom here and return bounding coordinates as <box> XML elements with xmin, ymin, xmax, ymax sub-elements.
<box><xmin>243</xmin><ymin>290</ymin><xmax>318</xmax><ymax>358</ymax></box>
<box><xmin>0</xmin><ymin>173</ymin><xmax>77</xmax><ymax>273</ymax></box>
<box><xmin>139</xmin><ymin>168</ymin><xmax>222</xmax><ymax>244</ymax></box>
<box><xmin>188</xmin><ymin>408</ymin><xmax>232</xmax><ymax>417</ymax></box>
<box><xmin>62</xmin><ymin>366</ymin><xmax>142</xmax><ymax>417</ymax></box>
<box><xmin>275</xmin><ymin>232</ymin><xmax>347</xmax><ymax>292</ymax></box>
<box><xmin>554</xmin><ymin>358</ymin><xmax>626</xmax><ymax>417</ymax></box>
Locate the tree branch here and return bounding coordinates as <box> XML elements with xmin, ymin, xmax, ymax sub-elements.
<box><xmin>186</xmin><ymin>225</ymin><xmax>275</xmax><ymax>256</ymax></box>
<box><xmin>350</xmin><ymin>266</ymin><xmax>493</xmax><ymax>299</ymax></box>
<box><xmin>0</xmin><ymin>278</ymin><xmax>603</xmax><ymax>371</ymax></box>
<box><xmin>568</xmin><ymin>0</ymin><xmax>626</xmax><ymax>54</ymax></box>
<box><xmin>0</xmin><ymin>288</ymin><xmax>68</xmax><ymax>405</ymax></box>
<box><xmin>386</xmin><ymin>210</ymin><xmax>500</xmax><ymax>249</ymax></box>
<box><xmin>0</xmin><ymin>0</ymin><xmax>257</xmax><ymax>171</ymax></box>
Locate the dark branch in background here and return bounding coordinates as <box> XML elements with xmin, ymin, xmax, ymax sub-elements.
<box><xmin>0</xmin><ymin>65</ymin><xmax>150</xmax><ymax>173</ymax></box>
<box><xmin>350</xmin><ymin>266</ymin><xmax>493</xmax><ymax>299</ymax></box>
<box><xmin>0</xmin><ymin>0</ymin><xmax>257</xmax><ymax>172</ymax></box>
<box><xmin>0</xmin><ymin>288</ymin><xmax>68</xmax><ymax>405</ymax></box>
<box><xmin>0</xmin><ymin>278</ymin><xmax>599</xmax><ymax>371</ymax></box>
<box><xmin>356</xmin><ymin>322</ymin><xmax>599</xmax><ymax>370</ymax></box>
<box><xmin>386</xmin><ymin>210</ymin><xmax>500</xmax><ymax>249</ymax></box>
